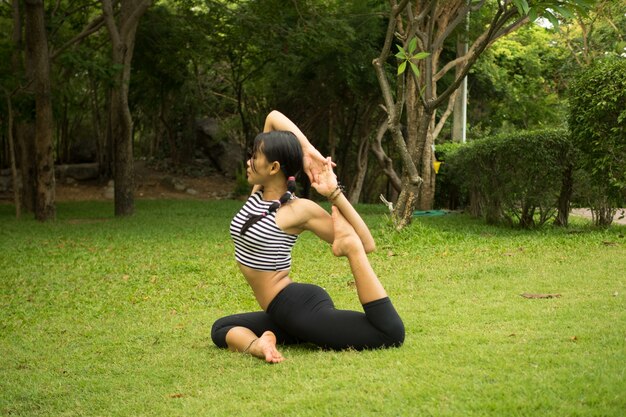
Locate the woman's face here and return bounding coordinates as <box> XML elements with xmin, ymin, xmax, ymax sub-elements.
<box><xmin>247</xmin><ymin>147</ymin><xmax>274</xmax><ymax>184</ymax></box>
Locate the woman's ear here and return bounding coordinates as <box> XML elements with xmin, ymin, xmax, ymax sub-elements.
<box><xmin>269</xmin><ymin>161</ymin><xmax>282</xmax><ymax>175</ymax></box>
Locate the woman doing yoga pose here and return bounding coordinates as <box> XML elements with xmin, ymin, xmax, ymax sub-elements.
<box><xmin>211</xmin><ymin>111</ymin><xmax>404</xmax><ymax>363</ymax></box>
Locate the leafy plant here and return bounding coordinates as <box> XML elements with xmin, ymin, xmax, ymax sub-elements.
<box><xmin>395</xmin><ymin>37</ymin><xmax>430</xmax><ymax>77</ymax></box>
<box><xmin>568</xmin><ymin>58</ymin><xmax>626</xmax><ymax>226</ymax></box>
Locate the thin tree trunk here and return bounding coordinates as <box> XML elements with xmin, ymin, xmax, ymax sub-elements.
<box><xmin>371</xmin><ymin>118</ymin><xmax>401</xmax><ymax>193</ymax></box>
<box><xmin>16</xmin><ymin>123</ymin><xmax>35</xmax><ymax>212</ymax></box>
<box><xmin>347</xmin><ymin>135</ymin><xmax>369</xmax><ymax>205</ymax></box>
<box><xmin>102</xmin><ymin>0</ymin><xmax>152</xmax><ymax>216</ymax></box>
<box><xmin>5</xmin><ymin>92</ymin><xmax>21</xmax><ymax>218</ymax></box>
<box><xmin>9</xmin><ymin>0</ymin><xmax>23</xmax><ymax>216</ymax></box>
<box><xmin>554</xmin><ymin>164</ymin><xmax>573</xmax><ymax>227</ymax></box>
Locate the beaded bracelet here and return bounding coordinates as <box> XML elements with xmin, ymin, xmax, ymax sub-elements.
<box><xmin>327</xmin><ymin>183</ymin><xmax>345</xmax><ymax>202</ymax></box>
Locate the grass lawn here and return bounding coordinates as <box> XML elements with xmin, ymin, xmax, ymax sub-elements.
<box><xmin>1</xmin><ymin>200</ymin><xmax>625</xmax><ymax>416</ymax></box>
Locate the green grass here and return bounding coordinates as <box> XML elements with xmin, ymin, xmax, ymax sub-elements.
<box><xmin>1</xmin><ymin>200</ymin><xmax>625</xmax><ymax>416</ymax></box>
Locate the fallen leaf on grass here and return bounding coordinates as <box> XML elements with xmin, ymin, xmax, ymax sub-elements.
<box><xmin>570</xmin><ymin>336</ymin><xmax>578</xmax><ymax>342</ymax></box>
<box><xmin>169</xmin><ymin>393</ymin><xmax>185</xmax><ymax>398</ymax></box>
<box><xmin>602</xmin><ymin>241</ymin><xmax>619</xmax><ymax>246</ymax></box>
<box><xmin>504</xmin><ymin>247</ymin><xmax>525</xmax><ymax>256</ymax></box>
<box><xmin>521</xmin><ymin>293</ymin><xmax>561</xmax><ymax>299</ymax></box>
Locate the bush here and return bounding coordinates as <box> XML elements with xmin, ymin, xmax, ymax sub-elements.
<box><xmin>434</xmin><ymin>142</ymin><xmax>465</xmax><ymax>209</ymax></box>
<box><xmin>445</xmin><ymin>129</ymin><xmax>574</xmax><ymax>228</ymax></box>
<box><xmin>568</xmin><ymin>58</ymin><xmax>626</xmax><ymax>226</ymax></box>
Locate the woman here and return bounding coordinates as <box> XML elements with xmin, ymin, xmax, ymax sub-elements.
<box><xmin>211</xmin><ymin>111</ymin><xmax>404</xmax><ymax>363</ymax></box>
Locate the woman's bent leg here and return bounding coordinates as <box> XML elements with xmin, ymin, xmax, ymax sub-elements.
<box><xmin>331</xmin><ymin>206</ymin><xmax>387</xmax><ymax>304</ymax></box>
<box><xmin>268</xmin><ymin>283</ymin><xmax>404</xmax><ymax>350</ymax></box>
<box><xmin>211</xmin><ymin>311</ymin><xmax>298</xmax><ymax>363</ymax></box>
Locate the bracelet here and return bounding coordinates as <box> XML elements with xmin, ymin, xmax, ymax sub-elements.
<box><xmin>243</xmin><ymin>338</ymin><xmax>258</xmax><ymax>353</ymax></box>
<box><xmin>327</xmin><ymin>184</ymin><xmax>345</xmax><ymax>202</ymax></box>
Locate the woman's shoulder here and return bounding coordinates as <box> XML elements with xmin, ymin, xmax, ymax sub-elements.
<box><xmin>286</xmin><ymin>197</ymin><xmax>318</xmax><ymax>209</ymax></box>
<box><xmin>280</xmin><ymin>197</ymin><xmax>325</xmax><ymax>221</ymax></box>
<box><xmin>283</xmin><ymin>196</ymin><xmax>312</xmax><ymax>212</ymax></box>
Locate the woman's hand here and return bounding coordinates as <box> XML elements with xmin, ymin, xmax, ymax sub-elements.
<box><xmin>310</xmin><ymin>157</ymin><xmax>338</xmax><ymax>197</ymax></box>
<box><xmin>303</xmin><ymin>145</ymin><xmax>333</xmax><ymax>185</ymax></box>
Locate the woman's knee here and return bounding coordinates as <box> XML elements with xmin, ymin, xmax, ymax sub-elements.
<box><xmin>211</xmin><ymin>317</ymin><xmax>233</xmax><ymax>349</ymax></box>
<box><xmin>384</xmin><ymin>317</ymin><xmax>405</xmax><ymax>348</ymax></box>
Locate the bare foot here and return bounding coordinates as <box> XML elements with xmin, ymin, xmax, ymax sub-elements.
<box><xmin>331</xmin><ymin>206</ymin><xmax>364</xmax><ymax>257</ymax></box>
<box><xmin>248</xmin><ymin>331</ymin><xmax>285</xmax><ymax>364</ymax></box>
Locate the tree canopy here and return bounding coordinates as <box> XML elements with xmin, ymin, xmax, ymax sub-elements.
<box><xmin>0</xmin><ymin>0</ymin><xmax>623</xmax><ymax>221</ymax></box>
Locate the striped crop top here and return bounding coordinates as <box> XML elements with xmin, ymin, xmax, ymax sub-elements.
<box><xmin>230</xmin><ymin>191</ymin><xmax>298</xmax><ymax>271</ymax></box>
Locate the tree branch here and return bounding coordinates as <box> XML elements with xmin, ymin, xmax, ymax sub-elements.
<box><xmin>431</xmin><ymin>3</ymin><xmax>470</xmax><ymax>52</ymax></box>
<box><xmin>120</xmin><ymin>0</ymin><xmax>152</xmax><ymax>41</ymax></box>
<box><xmin>492</xmin><ymin>15</ymin><xmax>529</xmax><ymax>42</ymax></box>
<box><xmin>50</xmin><ymin>15</ymin><xmax>106</xmax><ymax>61</ymax></box>
<box><xmin>432</xmin><ymin>89</ymin><xmax>458</xmax><ymax>140</ymax></box>
<box><xmin>431</xmin><ymin>6</ymin><xmax>518</xmax><ymax>109</ymax></box>
<box><xmin>101</xmin><ymin>0</ymin><xmax>121</xmax><ymax>48</ymax></box>
<box><xmin>371</xmin><ymin>117</ymin><xmax>402</xmax><ymax>192</ymax></box>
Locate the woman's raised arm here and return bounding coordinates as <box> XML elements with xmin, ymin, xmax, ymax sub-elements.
<box><xmin>263</xmin><ymin>110</ymin><xmax>331</xmax><ymax>185</ymax></box>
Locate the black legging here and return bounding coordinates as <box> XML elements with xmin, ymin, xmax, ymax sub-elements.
<box><xmin>211</xmin><ymin>282</ymin><xmax>404</xmax><ymax>351</ymax></box>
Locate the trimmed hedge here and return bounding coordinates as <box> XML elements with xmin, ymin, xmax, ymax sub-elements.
<box><xmin>442</xmin><ymin>129</ymin><xmax>574</xmax><ymax>228</ymax></box>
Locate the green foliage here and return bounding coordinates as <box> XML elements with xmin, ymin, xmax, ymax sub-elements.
<box><xmin>469</xmin><ymin>24</ymin><xmax>569</xmax><ymax>135</ymax></box>
<box><xmin>1</xmin><ymin>201</ymin><xmax>625</xmax><ymax>416</ymax></box>
<box><xmin>395</xmin><ymin>37</ymin><xmax>430</xmax><ymax>77</ymax></box>
<box><xmin>433</xmin><ymin>142</ymin><xmax>466</xmax><ymax>209</ymax></box>
<box><xmin>568</xmin><ymin>58</ymin><xmax>626</xmax><ymax>203</ymax></box>
<box><xmin>512</xmin><ymin>0</ymin><xmax>594</xmax><ymax>27</ymax></box>
<box><xmin>446</xmin><ymin>129</ymin><xmax>574</xmax><ymax>228</ymax></box>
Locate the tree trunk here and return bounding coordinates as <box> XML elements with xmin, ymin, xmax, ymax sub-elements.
<box><xmin>393</xmin><ymin>179</ymin><xmax>421</xmax><ymax>230</ymax></box>
<box><xmin>417</xmin><ymin>115</ymin><xmax>436</xmax><ymax>210</ymax></box>
<box><xmin>16</xmin><ymin>123</ymin><xmax>36</xmax><ymax>213</ymax></box>
<box><xmin>554</xmin><ymin>165</ymin><xmax>573</xmax><ymax>227</ymax></box>
<box><xmin>347</xmin><ymin>135</ymin><xmax>369</xmax><ymax>205</ymax></box>
<box><xmin>102</xmin><ymin>0</ymin><xmax>152</xmax><ymax>216</ymax></box>
<box><xmin>24</xmin><ymin>0</ymin><xmax>56</xmax><ymax>221</ymax></box>
<box><xmin>371</xmin><ymin>119</ymin><xmax>401</xmax><ymax>193</ymax></box>
<box><xmin>9</xmin><ymin>0</ymin><xmax>24</xmax><ymax>216</ymax></box>
<box><xmin>5</xmin><ymin>93</ymin><xmax>21</xmax><ymax>218</ymax></box>
<box><xmin>110</xmin><ymin>87</ymin><xmax>135</xmax><ymax>215</ymax></box>
<box><xmin>89</xmin><ymin>72</ymin><xmax>109</xmax><ymax>179</ymax></box>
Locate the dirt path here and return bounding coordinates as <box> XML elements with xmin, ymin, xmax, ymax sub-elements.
<box><xmin>571</xmin><ymin>208</ymin><xmax>626</xmax><ymax>225</ymax></box>
<box><xmin>3</xmin><ymin>161</ymin><xmax>238</xmax><ymax>203</ymax></box>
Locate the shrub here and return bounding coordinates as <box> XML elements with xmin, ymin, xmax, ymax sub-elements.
<box><xmin>568</xmin><ymin>58</ymin><xmax>626</xmax><ymax>226</ymax></box>
<box><xmin>445</xmin><ymin>129</ymin><xmax>574</xmax><ymax>228</ymax></box>
<box><xmin>434</xmin><ymin>142</ymin><xmax>465</xmax><ymax>209</ymax></box>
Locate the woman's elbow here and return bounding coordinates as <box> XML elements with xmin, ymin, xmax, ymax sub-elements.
<box><xmin>364</xmin><ymin>241</ymin><xmax>376</xmax><ymax>254</ymax></box>
<box><xmin>266</xmin><ymin>110</ymin><xmax>283</xmax><ymax>124</ymax></box>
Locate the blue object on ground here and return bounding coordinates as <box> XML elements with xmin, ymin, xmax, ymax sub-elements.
<box><xmin>413</xmin><ymin>210</ymin><xmax>449</xmax><ymax>217</ymax></box>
